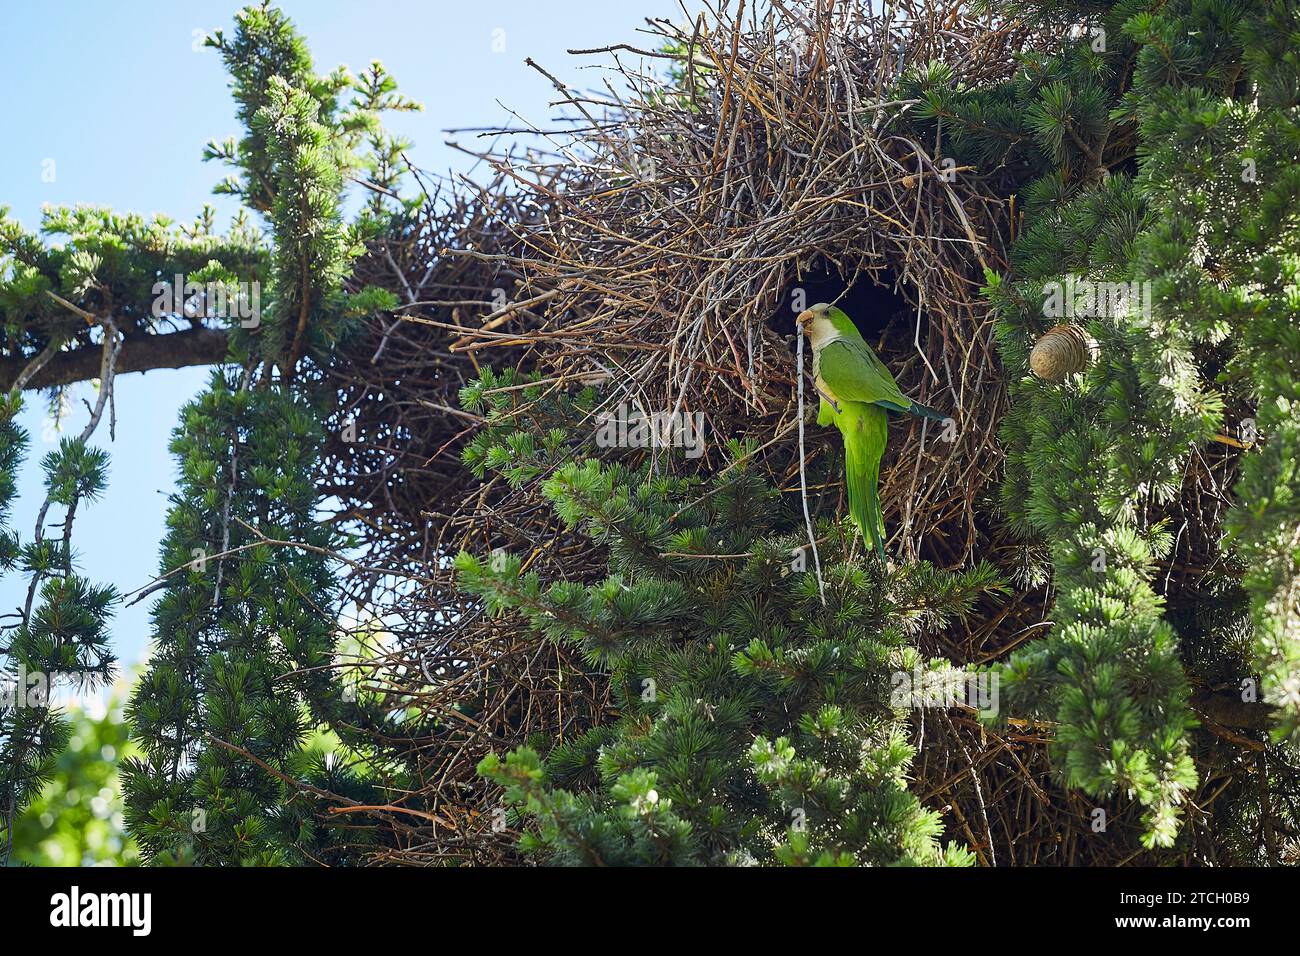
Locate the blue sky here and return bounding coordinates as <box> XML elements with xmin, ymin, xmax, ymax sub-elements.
<box><xmin>0</xmin><ymin>0</ymin><xmax>698</xmax><ymax>670</ymax></box>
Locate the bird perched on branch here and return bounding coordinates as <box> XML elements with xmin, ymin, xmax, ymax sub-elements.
<box><xmin>797</xmin><ymin>302</ymin><xmax>945</xmax><ymax>558</ymax></box>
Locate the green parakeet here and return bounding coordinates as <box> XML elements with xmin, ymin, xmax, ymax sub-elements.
<box><xmin>797</xmin><ymin>302</ymin><xmax>945</xmax><ymax>558</ymax></box>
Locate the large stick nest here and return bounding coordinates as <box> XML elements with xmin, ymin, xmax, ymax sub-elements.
<box><xmin>315</xmin><ymin>1</ymin><xmax>1193</xmax><ymax>865</ymax></box>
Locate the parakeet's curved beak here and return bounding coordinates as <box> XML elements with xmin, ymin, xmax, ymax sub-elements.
<box><xmin>796</xmin><ymin>302</ymin><xmax>829</xmax><ymax>330</ymax></box>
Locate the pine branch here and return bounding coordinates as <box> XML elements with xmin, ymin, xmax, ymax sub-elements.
<box><xmin>0</xmin><ymin>327</ymin><xmax>230</xmax><ymax>392</ymax></box>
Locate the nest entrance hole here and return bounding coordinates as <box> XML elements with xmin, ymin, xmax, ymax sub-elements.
<box><xmin>774</xmin><ymin>263</ymin><xmax>911</xmax><ymax>346</ymax></box>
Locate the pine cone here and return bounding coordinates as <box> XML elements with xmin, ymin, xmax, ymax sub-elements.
<box><xmin>1029</xmin><ymin>324</ymin><xmax>1096</xmax><ymax>381</ymax></box>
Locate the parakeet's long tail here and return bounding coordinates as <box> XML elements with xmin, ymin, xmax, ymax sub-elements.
<box><xmin>838</xmin><ymin>402</ymin><xmax>888</xmax><ymax>559</ymax></box>
<box><xmin>875</xmin><ymin>398</ymin><xmax>946</xmax><ymax>421</ymax></box>
<box><xmin>905</xmin><ymin>400</ymin><xmax>947</xmax><ymax>422</ymax></box>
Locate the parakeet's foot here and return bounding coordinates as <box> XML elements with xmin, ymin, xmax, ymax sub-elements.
<box><xmin>814</xmin><ymin>384</ymin><xmax>841</xmax><ymax>413</ymax></box>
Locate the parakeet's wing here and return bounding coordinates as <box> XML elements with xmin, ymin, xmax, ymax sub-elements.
<box><xmin>817</xmin><ymin>339</ymin><xmax>912</xmax><ymax>410</ymax></box>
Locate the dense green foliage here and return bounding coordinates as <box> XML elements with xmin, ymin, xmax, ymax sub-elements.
<box><xmin>119</xmin><ymin>4</ymin><xmax>406</xmax><ymax>864</ymax></box>
<box><xmin>908</xmin><ymin>0</ymin><xmax>1300</xmax><ymax>851</ymax></box>
<box><xmin>0</xmin><ymin>389</ymin><xmax>120</xmax><ymax>862</ymax></box>
<box><xmin>123</xmin><ymin>378</ymin><xmax>345</xmax><ymax>864</ymax></box>
<box><xmin>459</xmin><ymin>369</ymin><xmax>997</xmax><ymax>865</ymax></box>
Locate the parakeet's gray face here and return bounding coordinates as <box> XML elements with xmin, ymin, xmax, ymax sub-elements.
<box><xmin>796</xmin><ymin>303</ymin><xmax>839</xmax><ymax>347</ymax></box>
